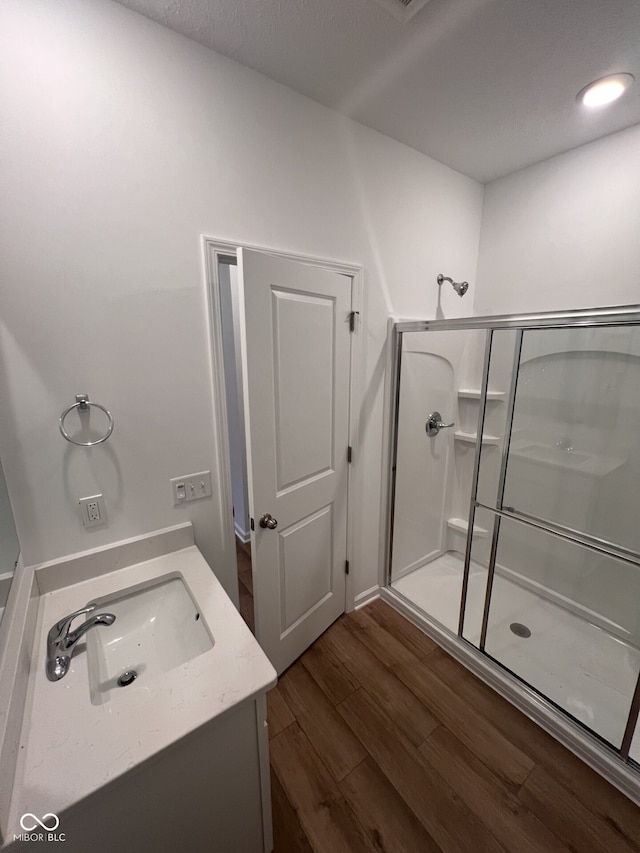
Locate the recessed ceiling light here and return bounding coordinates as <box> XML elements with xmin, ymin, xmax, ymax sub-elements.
<box><xmin>578</xmin><ymin>73</ymin><xmax>634</xmax><ymax>107</ymax></box>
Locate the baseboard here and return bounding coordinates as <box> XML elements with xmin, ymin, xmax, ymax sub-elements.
<box><xmin>234</xmin><ymin>522</ymin><xmax>250</xmax><ymax>545</ymax></box>
<box><xmin>353</xmin><ymin>585</ymin><xmax>380</xmax><ymax>611</ymax></box>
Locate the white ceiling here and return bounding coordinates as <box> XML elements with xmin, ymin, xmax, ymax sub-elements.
<box><xmin>113</xmin><ymin>0</ymin><xmax>640</xmax><ymax>182</ymax></box>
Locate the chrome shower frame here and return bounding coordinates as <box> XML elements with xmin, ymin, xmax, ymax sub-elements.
<box><xmin>382</xmin><ymin>302</ymin><xmax>640</xmax><ymax>805</ymax></box>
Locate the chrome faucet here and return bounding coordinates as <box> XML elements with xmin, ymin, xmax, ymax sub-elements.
<box><xmin>46</xmin><ymin>604</ymin><xmax>116</xmax><ymax>682</ymax></box>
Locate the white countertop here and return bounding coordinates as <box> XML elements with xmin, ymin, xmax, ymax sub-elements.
<box><xmin>6</xmin><ymin>529</ymin><xmax>276</xmax><ymax>835</ymax></box>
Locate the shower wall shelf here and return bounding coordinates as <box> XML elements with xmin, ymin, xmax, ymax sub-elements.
<box><xmin>458</xmin><ymin>388</ymin><xmax>505</xmax><ymax>400</ymax></box>
<box><xmin>447</xmin><ymin>517</ymin><xmax>489</xmax><ymax>538</ymax></box>
<box><xmin>454</xmin><ymin>430</ymin><xmax>501</xmax><ymax>446</ymax></box>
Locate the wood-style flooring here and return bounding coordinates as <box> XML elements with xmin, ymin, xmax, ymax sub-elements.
<box><xmin>235</xmin><ymin>542</ymin><xmax>640</xmax><ymax>853</ymax></box>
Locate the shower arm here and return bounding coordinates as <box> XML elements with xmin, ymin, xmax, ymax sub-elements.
<box><xmin>437</xmin><ymin>273</ymin><xmax>469</xmax><ymax>297</ymax></box>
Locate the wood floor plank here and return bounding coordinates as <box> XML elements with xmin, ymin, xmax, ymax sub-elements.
<box><xmin>393</xmin><ymin>649</ymin><xmax>534</xmax><ymax>788</ymax></box>
<box><xmin>270</xmin><ymin>723</ymin><xmax>376</xmax><ymax>853</ymax></box>
<box><xmin>237</xmin><ymin>549</ymin><xmax>253</xmax><ymax>595</ymax></box>
<box><xmin>238</xmin><ymin>582</ymin><xmax>255</xmax><ymax>633</ymax></box>
<box><xmin>420</xmin><ymin>726</ymin><xmax>571</xmax><ymax>853</ymax></box>
<box><xmin>337</xmin><ymin>688</ymin><xmax>506</xmax><ymax>853</ymax></box>
<box><xmin>235</xmin><ymin>536</ymin><xmax>251</xmax><ymax>558</ymax></box>
<box><xmin>366</xmin><ymin>598</ymin><xmax>438</xmax><ymax>660</ymax></box>
<box><xmin>301</xmin><ymin>639</ymin><xmax>360</xmax><ymax>705</ymax></box>
<box><xmin>427</xmin><ymin>651</ymin><xmax>640</xmax><ymax>850</ymax></box>
<box><xmin>270</xmin><ymin>767</ymin><xmax>313</xmax><ymax>853</ymax></box>
<box><xmin>344</xmin><ymin>606</ymin><xmax>433</xmax><ymax>673</ymax></box>
<box><xmin>249</xmin><ymin>550</ymin><xmax>640</xmax><ymax>853</ymax></box>
<box><xmin>278</xmin><ymin>661</ymin><xmax>367</xmax><ymax>782</ymax></box>
<box><xmin>519</xmin><ymin>765</ymin><xmax>639</xmax><ymax>853</ymax></box>
<box><xmin>339</xmin><ymin>756</ymin><xmax>443</xmax><ymax>853</ymax></box>
<box><xmin>267</xmin><ymin>684</ymin><xmax>295</xmax><ymax>740</ymax></box>
<box><xmin>319</xmin><ymin>618</ymin><xmax>439</xmax><ymax>746</ymax></box>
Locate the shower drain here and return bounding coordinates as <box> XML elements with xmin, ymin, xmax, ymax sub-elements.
<box><xmin>117</xmin><ymin>670</ymin><xmax>138</xmax><ymax>687</ymax></box>
<box><xmin>510</xmin><ymin>623</ymin><xmax>532</xmax><ymax>638</ymax></box>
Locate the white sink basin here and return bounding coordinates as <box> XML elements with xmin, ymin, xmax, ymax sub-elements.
<box><xmin>86</xmin><ymin>574</ymin><xmax>214</xmax><ymax>705</ymax></box>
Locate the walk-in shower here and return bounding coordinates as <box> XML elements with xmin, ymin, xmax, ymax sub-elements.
<box><xmin>383</xmin><ymin>304</ymin><xmax>640</xmax><ymax>801</ymax></box>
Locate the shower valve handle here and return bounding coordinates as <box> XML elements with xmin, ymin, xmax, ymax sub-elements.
<box><xmin>425</xmin><ymin>412</ymin><xmax>455</xmax><ymax>437</ymax></box>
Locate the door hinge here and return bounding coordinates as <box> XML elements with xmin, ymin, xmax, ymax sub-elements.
<box><xmin>345</xmin><ymin>560</ymin><xmax>350</xmax><ymax>575</ymax></box>
<box><xmin>347</xmin><ymin>446</ymin><xmax>352</xmax><ymax>463</ymax></box>
<box><xmin>348</xmin><ymin>310</ymin><xmax>360</xmax><ymax>332</ymax></box>
<box><xmin>250</xmin><ymin>517</ymin><xmax>255</xmax><ymax>531</ymax></box>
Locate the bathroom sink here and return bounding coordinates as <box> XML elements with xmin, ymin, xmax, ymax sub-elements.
<box><xmin>85</xmin><ymin>574</ymin><xmax>214</xmax><ymax>705</ymax></box>
<box><xmin>515</xmin><ymin>444</ymin><xmax>589</xmax><ymax>466</ymax></box>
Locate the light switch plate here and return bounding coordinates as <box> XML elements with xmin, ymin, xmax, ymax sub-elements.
<box><xmin>171</xmin><ymin>471</ymin><xmax>212</xmax><ymax>506</ymax></box>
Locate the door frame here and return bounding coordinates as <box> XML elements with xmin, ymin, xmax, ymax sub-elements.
<box><xmin>202</xmin><ymin>235</ymin><xmax>364</xmax><ymax>613</ymax></box>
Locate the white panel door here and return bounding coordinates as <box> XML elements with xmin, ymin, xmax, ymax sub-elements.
<box><xmin>238</xmin><ymin>248</ymin><xmax>351</xmax><ymax>674</ymax></box>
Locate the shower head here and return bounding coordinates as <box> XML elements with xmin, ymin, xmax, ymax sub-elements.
<box><xmin>437</xmin><ymin>274</ymin><xmax>469</xmax><ymax>297</ymax></box>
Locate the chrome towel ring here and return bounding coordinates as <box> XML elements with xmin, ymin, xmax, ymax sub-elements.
<box><xmin>59</xmin><ymin>394</ymin><xmax>114</xmax><ymax>446</ymax></box>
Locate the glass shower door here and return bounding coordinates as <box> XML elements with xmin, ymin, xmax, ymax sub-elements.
<box><xmin>465</xmin><ymin>324</ymin><xmax>640</xmax><ymax>752</ymax></box>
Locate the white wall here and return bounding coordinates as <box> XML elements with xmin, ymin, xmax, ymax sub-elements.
<box><xmin>475</xmin><ymin>124</ymin><xmax>640</xmax><ymax>316</ymax></box>
<box><xmin>0</xmin><ymin>0</ymin><xmax>483</xmax><ymax>600</ymax></box>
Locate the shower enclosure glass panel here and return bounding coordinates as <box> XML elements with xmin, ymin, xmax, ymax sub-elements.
<box><xmin>389</xmin><ymin>328</ymin><xmax>485</xmax><ymax>633</ymax></box>
<box><xmin>482</xmin><ymin>516</ymin><xmax>640</xmax><ymax>748</ymax></box>
<box><xmin>502</xmin><ymin>325</ymin><xmax>640</xmax><ymax>557</ymax></box>
<box><xmin>466</xmin><ymin>322</ymin><xmax>640</xmax><ymax>753</ymax></box>
<box><xmin>474</xmin><ymin>330</ymin><xmax>519</xmax><ymax>510</ymax></box>
<box><xmin>461</xmin><ymin>329</ymin><xmax>519</xmax><ymax>640</ymax></box>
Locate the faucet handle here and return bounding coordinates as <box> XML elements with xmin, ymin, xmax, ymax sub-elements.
<box><xmin>48</xmin><ymin>604</ymin><xmax>97</xmax><ymax>642</ymax></box>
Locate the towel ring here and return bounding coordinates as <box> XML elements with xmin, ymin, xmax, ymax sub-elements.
<box><xmin>59</xmin><ymin>394</ymin><xmax>114</xmax><ymax>446</ymax></box>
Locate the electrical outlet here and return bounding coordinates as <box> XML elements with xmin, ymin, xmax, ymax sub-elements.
<box><xmin>171</xmin><ymin>471</ymin><xmax>212</xmax><ymax>506</ymax></box>
<box><xmin>79</xmin><ymin>494</ymin><xmax>106</xmax><ymax>528</ymax></box>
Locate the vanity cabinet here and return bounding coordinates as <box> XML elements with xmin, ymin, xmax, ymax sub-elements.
<box><xmin>1</xmin><ymin>525</ymin><xmax>276</xmax><ymax>853</ymax></box>
<box><xmin>7</xmin><ymin>695</ymin><xmax>272</xmax><ymax>853</ymax></box>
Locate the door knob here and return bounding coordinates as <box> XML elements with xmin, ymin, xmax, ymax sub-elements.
<box><xmin>425</xmin><ymin>411</ymin><xmax>455</xmax><ymax>437</ymax></box>
<box><xmin>259</xmin><ymin>513</ymin><xmax>278</xmax><ymax>530</ymax></box>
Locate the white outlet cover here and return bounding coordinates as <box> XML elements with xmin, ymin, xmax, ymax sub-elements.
<box><xmin>79</xmin><ymin>494</ymin><xmax>106</xmax><ymax>528</ymax></box>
